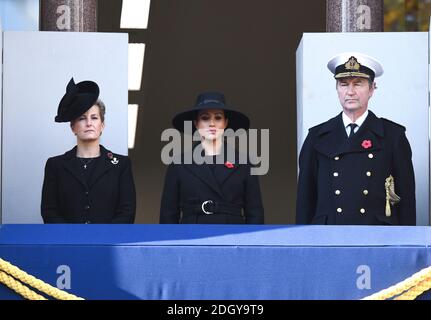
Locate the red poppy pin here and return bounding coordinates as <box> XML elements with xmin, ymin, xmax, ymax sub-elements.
<box><xmin>107</xmin><ymin>152</ymin><xmax>114</xmax><ymax>159</ymax></box>
<box><xmin>224</xmin><ymin>161</ymin><xmax>234</xmax><ymax>169</ymax></box>
<box><xmin>362</xmin><ymin>140</ymin><xmax>372</xmax><ymax>149</ymax></box>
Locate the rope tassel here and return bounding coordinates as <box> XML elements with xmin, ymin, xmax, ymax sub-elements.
<box><xmin>0</xmin><ymin>258</ymin><xmax>84</xmax><ymax>300</ymax></box>
<box><xmin>0</xmin><ymin>271</ymin><xmax>47</xmax><ymax>300</ymax></box>
<box><xmin>363</xmin><ymin>265</ymin><xmax>431</xmax><ymax>300</ymax></box>
<box><xmin>385</xmin><ymin>175</ymin><xmax>401</xmax><ymax>217</ymax></box>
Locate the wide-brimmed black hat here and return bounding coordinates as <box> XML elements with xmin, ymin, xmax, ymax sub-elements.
<box><xmin>172</xmin><ymin>92</ymin><xmax>250</xmax><ymax>132</ymax></box>
<box><xmin>55</xmin><ymin>78</ymin><xmax>100</xmax><ymax>122</ymax></box>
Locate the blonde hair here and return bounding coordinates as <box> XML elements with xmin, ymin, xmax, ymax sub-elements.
<box><xmin>70</xmin><ymin>98</ymin><xmax>106</xmax><ymax>125</ymax></box>
<box><xmin>94</xmin><ymin>99</ymin><xmax>106</xmax><ymax>123</ymax></box>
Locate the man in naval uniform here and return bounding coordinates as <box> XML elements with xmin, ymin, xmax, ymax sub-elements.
<box><xmin>296</xmin><ymin>52</ymin><xmax>416</xmax><ymax>225</ymax></box>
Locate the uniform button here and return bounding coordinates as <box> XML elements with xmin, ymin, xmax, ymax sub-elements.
<box><xmin>85</xmin><ymin>221</ymin><xmax>91</xmax><ymax>224</ymax></box>
<box><xmin>85</xmin><ymin>205</ymin><xmax>90</xmax><ymax>210</ymax></box>
<box><xmin>363</xmin><ymin>190</ymin><xmax>369</xmax><ymax>195</ymax></box>
<box><xmin>360</xmin><ymin>208</ymin><xmax>366</xmax><ymax>214</ymax></box>
<box><xmin>85</xmin><ymin>191</ymin><xmax>89</xmax><ymax>196</ymax></box>
<box><xmin>333</xmin><ymin>172</ymin><xmax>339</xmax><ymax>177</ymax></box>
<box><xmin>366</xmin><ymin>171</ymin><xmax>372</xmax><ymax>177</ymax></box>
<box><xmin>337</xmin><ymin>208</ymin><xmax>343</xmax><ymax>213</ymax></box>
<box><xmin>368</xmin><ymin>153</ymin><xmax>374</xmax><ymax>159</ymax></box>
<box><xmin>335</xmin><ymin>190</ymin><xmax>341</xmax><ymax>195</ymax></box>
<box><xmin>334</xmin><ymin>156</ymin><xmax>340</xmax><ymax>161</ymax></box>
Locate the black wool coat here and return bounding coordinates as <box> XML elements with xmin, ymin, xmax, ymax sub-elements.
<box><xmin>41</xmin><ymin>145</ymin><xmax>136</xmax><ymax>223</ymax></box>
<box><xmin>160</xmin><ymin>150</ymin><xmax>265</xmax><ymax>224</ymax></box>
<box><xmin>296</xmin><ymin>111</ymin><xmax>416</xmax><ymax>226</ymax></box>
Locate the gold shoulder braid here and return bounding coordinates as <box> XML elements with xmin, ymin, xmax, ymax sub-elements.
<box><xmin>385</xmin><ymin>175</ymin><xmax>401</xmax><ymax>217</ymax></box>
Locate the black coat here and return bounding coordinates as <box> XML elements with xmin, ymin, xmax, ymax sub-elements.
<box><xmin>160</xmin><ymin>151</ymin><xmax>264</xmax><ymax>224</ymax></box>
<box><xmin>296</xmin><ymin>111</ymin><xmax>416</xmax><ymax>226</ymax></box>
<box><xmin>41</xmin><ymin>145</ymin><xmax>136</xmax><ymax>223</ymax></box>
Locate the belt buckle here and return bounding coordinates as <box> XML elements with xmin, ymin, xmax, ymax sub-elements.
<box><xmin>201</xmin><ymin>200</ymin><xmax>214</xmax><ymax>215</ymax></box>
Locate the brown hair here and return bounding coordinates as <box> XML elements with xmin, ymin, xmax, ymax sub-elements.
<box><xmin>336</xmin><ymin>78</ymin><xmax>374</xmax><ymax>89</ymax></box>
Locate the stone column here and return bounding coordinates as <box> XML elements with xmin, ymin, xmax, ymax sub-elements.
<box><xmin>327</xmin><ymin>0</ymin><xmax>384</xmax><ymax>32</ymax></box>
<box><xmin>40</xmin><ymin>0</ymin><xmax>97</xmax><ymax>32</ymax></box>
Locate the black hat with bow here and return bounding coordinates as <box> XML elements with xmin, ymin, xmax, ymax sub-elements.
<box><xmin>55</xmin><ymin>78</ymin><xmax>100</xmax><ymax>122</ymax></box>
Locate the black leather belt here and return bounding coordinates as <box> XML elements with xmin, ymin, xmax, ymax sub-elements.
<box><xmin>182</xmin><ymin>200</ymin><xmax>243</xmax><ymax>217</ymax></box>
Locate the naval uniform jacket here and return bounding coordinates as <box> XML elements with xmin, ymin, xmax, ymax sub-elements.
<box><xmin>41</xmin><ymin>145</ymin><xmax>136</xmax><ymax>223</ymax></box>
<box><xmin>160</xmin><ymin>150</ymin><xmax>265</xmax><ymax>224</ymax></box>
<box><xmin>296</xmin><ymin>110</ymin><xmax>416</xmax><ymax>226</ymax></box>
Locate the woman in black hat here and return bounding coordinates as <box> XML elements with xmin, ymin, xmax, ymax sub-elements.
<box><xmin>160</xmin><ymin>92</ymin><xmax>264</xmax><ymax>224</ymax></box>
<box><xmin>41</xmin><ymin>78</ymin><xmax>136</xmax><ymax>223</ymax></box>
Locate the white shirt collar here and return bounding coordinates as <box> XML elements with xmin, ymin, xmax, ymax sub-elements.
<box><xmin>342</xmin><ymin>110</ymin><xmax>369</xmax><ymax>129</ymax></box>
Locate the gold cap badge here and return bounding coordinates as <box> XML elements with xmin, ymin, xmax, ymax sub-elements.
<box><xmin>345</xmin><ymin>56</ymin><xmax>361</xmax><ymax>71</ymax></box>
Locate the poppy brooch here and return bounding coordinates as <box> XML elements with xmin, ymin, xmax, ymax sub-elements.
<box><xmin>224</xmin><ymin>161</ymin><xmax>234</xmax><ymax>169</ymax></box>
<box><xmin>361</xmin><ymin>140</ymin><xmax>372</xmax><ymax>149</ymax></box>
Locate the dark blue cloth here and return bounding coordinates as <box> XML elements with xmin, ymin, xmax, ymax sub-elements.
<box><xmin>0</xmin><ymin>225</ymin><xmax>430</xmax><ymax>300</ymax></box>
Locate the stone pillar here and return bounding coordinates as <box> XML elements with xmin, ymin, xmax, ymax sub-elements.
<box><xmin>40</xmin><ymin>0</ymin><xmax>98</xmax><ymax>32</ymax></box>
<box><xmin>327</xmin><ymin>0</ymin><xmax>384</xmax><ymax>32</ymax></box>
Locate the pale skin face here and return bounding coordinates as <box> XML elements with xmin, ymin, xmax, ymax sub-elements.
<box><xmin>336</xmin><ymin>77</ymin><xmax>375</xmax><ymax>120</ymax></box>
<box><xmin>71</xmin><ymin>105</ymin><xmax>105</xmax><ymax>143</ymax></box>
<box><xmin>194</xmin><ymin>109</ymin><xmax>228</xmax><ymax>142</ymax></box>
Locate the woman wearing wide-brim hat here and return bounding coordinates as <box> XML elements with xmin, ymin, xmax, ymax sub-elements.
<box><xmin>41</xmin><ymin>78</ymin><xmax>136</xmax><ymax>223</ymax></box>
<box><xmin>160</xmin><ymin>92</ymin><xmax>264</xmax><ymax>224</ymax></box>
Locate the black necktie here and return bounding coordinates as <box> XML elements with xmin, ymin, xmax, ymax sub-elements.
<box><xmin>348</xmin><ymin>123</ymin><xmax>358</xmax><ymax>138</ymax></box>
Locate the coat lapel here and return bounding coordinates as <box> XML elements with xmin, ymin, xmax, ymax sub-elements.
<box><xmin>182</xmin><ymin>144</ymin><xmax>244</xmax><ymax>197</ymax></box>
<box><xmin>337</xmin><ymin>110</ymin><xmax>383</xmax><ymax>155</ymax></box>
<box><xmin>88</xmin><ymin>145</ymin><xmax>115</xmax><ymax>188</ymax></box>
<box><xmin>62</xmin><ymin>146</ymin><xmax>88</xmax><ymax>189</ymax></box>
<box><xmin>61</xmin><ymin>145</ymin><xmax>116</xmax><ymax>189</ymax></box>
<box><xmin>314</xmin><ymin>113</ymin><xmax>347</xmax><ymax>158</ymax></box>
<box><xmin>216</xmin><ymin>149</ymin><xmax>241</xmax><ymax>185</ymax></box>
<box><xmin>314</xmin><ymin>111</ymin><xmax>384</xmax><ymax>157</ymax></box>
<box><xmin>184</xmin><ymin>162</ymin><xmax>224</xmax><ymax>198</ymax></box>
